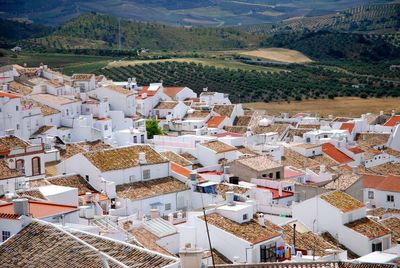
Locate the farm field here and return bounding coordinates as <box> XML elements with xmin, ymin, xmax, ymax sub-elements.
<box><xmin>244</xmin><ymin>97</ymin><xmax>400</xmax><ymax>117</ymax></box>
<box><xmin>240</xmin><ymin>48</ymin><xmax>313</xmax><ymax>63</ymax></box>
<box><xmin>106</xmin><ymin>58</ymin><xmax>285</xmax><ymax>72</ymax></box>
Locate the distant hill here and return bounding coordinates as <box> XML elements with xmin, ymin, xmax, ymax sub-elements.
<box><xmin>241</xmin><ymin>3</ymin><xmax>400</xmax><ymax>34</ymax></box>
<box><xmin>0</xmin><ymin>0</ymin><xmax>393</xmax><ymax>26</ymax></box>
<box><xmin>29</xmin><ymin>14</ymin><xmax>262</xmax><ymax>51</ymax></box>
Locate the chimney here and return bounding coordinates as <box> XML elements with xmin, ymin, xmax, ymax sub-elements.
<box><xmin>392</xmin><ymin>110</ymin><xmax>396</xmax><ymax>116</ymax></box>
<box><xmin>85</xmin><ymin>192</ymin><xmax>93</xmax><ymax>204</ymax></box>
<box><xmin>179</xmin><ymin>243</ymin><xmax>204</xmax><ymax>268</ymax></box>
<box><xmin>352</xmin><ymin>166</ymin><xmax>358</xmax><ymax>175</ymax></box>
<box><xmin>226</xmin><ymin>191</ymin><xmax>235</xmax><ymax>206</ymax></box>
<box><xmin>278</xmin><ymin>183</ymin><xmax>283</xmax><ymax>197</ymax></box>
<box><xmin>139</xmin><ymin>152</ymin><xmax>146</xmax><ymax>164</ymax></box>
<box><xmin>150</xmin><ymin>208</ymin><xmax>159</xmax><ymax>219</ymax></box>
<box><xmin>380</xmin><ymin>111</ymin><xmax>384</xmax><ymax>116</ymax></box>
<box><xmin>168</xmin><ymin>213</ymin><xmax>174</xmax><ymax>223</ymax></box>
<box><xmin>258</xmin><ymin>213</ymin><xmax>265</xmax><ymax>227</ymax></box>
<box><xmin>320</xmin><ymin>165</ymin><xmax>326</xmax><ymax>173</ymax></box>
<box><xmin>13</xmin><ymin>198</ymin><xmax>29</xmax><ymax>216</ymax></box>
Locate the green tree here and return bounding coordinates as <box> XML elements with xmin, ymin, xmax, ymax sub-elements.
<box><xmin>146</xmin><ymin>118</ymin><xmax>163</xmax><ymax>139</ymax></box>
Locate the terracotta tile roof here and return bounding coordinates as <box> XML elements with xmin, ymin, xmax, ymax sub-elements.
<box><xmin>235</xmin><ymin>155</ymin><xmax>282</xmax><ymax>172</ymax></box>
<box><xmin>323</xmin><ymin>174</ymin><xmax>360</xmax><ymax>191</ymax></box>
<box><xmin>129</xmin><ymin>227</ymin><xmax>175</xmax><ymax>256</ymax></box>
<box><xmin>116</xmin><ymin>177</ymin><xmax>188</xmax><ymax>200</ymax></box>
<box><xmin>320</xmin><ymin>191</ymin><xmax>364</xmax><ymax>213</ymax></box>
<box><xmin>32</xmin><ymin>93</ymin><xmax>79</xmax><ymax>105</ymax></box>
<box><xmin>199</xmin><ymin>213</ymin><xmax>282</xmax><ymax>244</ymax></box>
<box><xmin>340</xmin><ymin>122</ymin><xmax>355</xmax><ymax>134</ymax></box>
<box><xmin>22</xmin><ymin>99</ymin><xmax>60</xmax><ymax>116</ymax></box>
<box><xmin>0</xmin><ymin>91</ymin><xmax>20</xmax><ymax>99</ymax></box>
<box><xmin>384</xmin><ymin>147</ymin><xmax>400</xmax><ymax>158</ymax></box>
<box><xmin>283</xmin><ymin>224</ymin><xmax>340</xmax><ymax>256</ymax></box>
<box><xmin>380</xmin><ymin>216</ymin><xmax>400</xmax><ymax>244</ymax></box>
<box><xmin>236</xmin><ymin>146</ymin><xmax>259</xmax><ymax>156</ymax></box>
<box><xmin>322</xmin><ymin>143</ymin><xmax>353</xmax><ymax>164</ymax></box>
<box><xmin>201</xmin><ymin>140</ymin><xmax>237</xmax><ymax>153</ymax></box>
<box><xmin>0</xmin><ymin>135</ymin><xmax>29</xmax><ymax>152</ymax></box>
<box><xmin>179</xmin><ymin>152</ymin><xmax>198</xmax><ymax>162</ymax></box>
<box><xmin>0</xmin><ymin>220</ymin><xmax>177</xmax><ymax>268</ymax></box>
<box><xmin>362</xmin><ymin>174</ymin><xmax>400</xmax><ymax>192</ymax></box>
<box><xmin>163</xmin><ymin>86</ymin><xmax>184</xmax><ymax>98</ymax></box>
<box><xmin>84</xmin><ymin>145</ymin><xmax>167</xmax><ymax>172</ymax></box>
<box><xmin>106</xmin><ymin>85</ymin><xmax>133</xmax><ymax>95</ymax></box>
<box><xmin>71</xmin><ymin>73</ymin><xmax>94</xmax><ymax>80</ymax></box>
<box><xmin>214</xmin><ymin>262</ymin><xmax>395</xmax><ymax>268</ymax></box>
<box><xmin>355</xmin><ymin>133</ymin><xmax>390</xmax><ymax>148</ymax></box>
<box><xmin>213</xmin><ymin>132</ymin><xmax>244</xmax><ymax>138</ymax></box>
<box><xmin>216</xmin><ymin>183</ymin><xmax>249</xmax><ymax>198</ymax></box>
<box><xmin>360</xmin><ymin>162</ymin><xmax>400</xmax><ymax>176</ymax></box>
<box><xmin>383</xmin><ymin>115</ymin><xmax>400</xmax><ymax>127</ymax></box>
<box><xmin>253</xmin><ymin>123</ymin><xmax>290</xmax><ymax>135</ymax></box>
<box><xmin>207</xmin><ymin>116</ymin><xmax>226</xmax><ymax>128</ymax></box>
<box><xmin>0</xmin><ymin>200</ymin><xmax>78</xmax><ymax>219</ymax></box>
<box><xmin>59</xmin><ymin>140</ymin><xmax>111</xmax><ymax>161</ymax></box>
<box><xmin>136</xmin><ymin>85</ymin><xmax>160</xmax><ymax>99</ymax></box>
<box><xmin>367</xmin><ymin>208</ymin><xmax>400</xmax><ymax>218</ymax></box>
<box><xmin>282</xmin><ymin>148</ymin><xmax>320</xmax><ymax>169</ymax></box>
<box><xmin>345</xmin><ymin>217</ymin><xmax>390</xmax><ymax>239</ymax></box>
<box><xmin>233</xmin><ymin>116</ymin><xmax>252</xmax><ymax>126</ymax></box>
<box><xmin>9</xmin><ymin>81</ymin><xmax>32</xmax><ymax>95</ymax></box>
<box><xmin>160</xmin><ymin>151</ymin><xmax>192</xmax><ymax>166</ymax></box>
<box><xmin>348</xmin><ymin>146</ymin><xmax>364</xmax><ymax>154</ymax></box>
<box><xmin>154</xmin><ymin>101</ymin><xmax>178</xmax><ymax>110</ymax></box>
<box><xmin>18</xmin><ymin>189</ymin><xmax>47</xmax><ymax>200</ymax></box>
<box><xmin>212</xmin><ymin>104</ymin><xmax>235</xmax><ymax>117</ymax></box>
<box><xmin>185</xmin><ymin>110</ymin><xmax>210</xmax><ymax>119</ymax></box>
<box><xmin>223</xmin><ymin>126</ymin><xmax>248</xmax><ymax>134</ymax></box>
<box><xmin>0</xmin><ymin>213</ymin><xmax>19</xmax><ymax>219</ymax></box>
<box><xmin>31</xmin><ymin>125</ymin><xmax>54</xmax><ymax>136</ymax></box>
<box><xmin>48</xmin><ymin>175</ymin><xmax>97</xmax><ymax>195</ymax></box>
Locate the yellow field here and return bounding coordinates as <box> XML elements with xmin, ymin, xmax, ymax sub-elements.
<box><xmin>244</xmin><ymin>97</ymin><xmax>400</xmax><ymax>117</ymax></box>
<box><xmin>240</xmin><ymin>48</ymin><xmax>313</xmax><ymax>63</ymax></box>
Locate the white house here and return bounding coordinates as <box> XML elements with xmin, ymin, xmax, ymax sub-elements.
<box><xmin>136</xmin><ymin>83</ymin><xmax>165</xmax><ymax>117</ymax></box>
<box><xmin>199</xmin><ymin>92</ymin><xmax>231</xmax><ymax>105</ymax></box>
<box><xmin>293</xmin><ymin>191</ymin><xmax>391</xmax><ymax>256</ymax></box>
<box><xmin>71</xmin><ymin>74</ymin><xmax>96</xmax><ymax>92</ymax></box>
<box><xmin>92</xmin><ymin>85</ymin><xmax>136</xmax><ymax>117</ymax></box>
<box><xmin>154</xmin><ymin>101</ymin><xmax>188</xmax><ymax>120</ymax></box>
<box><xmin>197</xmin><ymin>140</ymin><xmax>238</xmax><ymax>167</ymax></box>
<box><xmin>163</xmin><ymin>86</ymin><xmax>197</xmax><ymax>101</ymax></box>
<box><xmin>363</xmin><ymin>174</ymin><xmax>400</xmax><ymax>209</ymax></box>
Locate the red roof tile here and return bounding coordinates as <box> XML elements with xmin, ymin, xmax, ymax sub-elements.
<box><xmin>207</xmin><ymin>116</ymin><xmax>226</xmax><ymax>128</ymax></box>
<box><xmin>0</xmin><ymin>91</ymin><xmax>20</xmax><ymax>99</ymax></box>
<box><xmin>340</xmin><ymin>122</ymin><xmax>355</xmax><ymax>134</ymax></box>
<box><xmin>256</xmin><ymin>186</ymin><xmax>294</xmax><ymax>199</ymax></box>
<box><xmin>363</xmin><ymin>174</ymin><xmax>400</xmax><ymax>192</ymax></box>
<box><xmin>212</xmin><ymin>132</ymin><xmax>243</xmax><ymax>138</ymax></box>
<box><xmin>322</xmin><ymin>143</ymin><xmax>353</xmax><ymax>164</ymax></box>
<box><xmin>163</xmin><ymin>87</ymin><xmax>184</xmax><ymax>98</ymax></box>
<box><xmin>384</xmin><ymin>115</ymin><xmax>400</xmax><ymax>127</ymax></box>
<box><xmin>136</xmin><ymin>85</ymin><xmax>160</xmax><ymax>99</ymax></box>
<box><xmin>0</xmin><ymin>200</ymin><xmax>78</xmax><ymax>219</ymax></box>
<box><xmin>348</xmin><ymin>147</ymin><xmax>364</xmax><ymax>154</ymax></box>
<box><xmin>0</xmin><ymin>213</ymin><xmax>19</xmax><ymax>220</ymax></box>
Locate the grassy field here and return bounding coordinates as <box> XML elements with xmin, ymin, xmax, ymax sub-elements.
<box><xmin>107</xmin><ymin>58</ymin><xmax>285</xmax><ymax>72</ymax></box>
<box><xmin>0</xmin><ymin>51</ymin><xmax>114</xmax><ymax>75</ymax></box>
<box><xmin>244</xmin><ymin>97</ymin><xmax>400</xmax><ymax>117</ymax></box>
<box><xmin>240</xmin><ymin>48</ymin><xmax>313</xmax><ymax>63</ymax></box>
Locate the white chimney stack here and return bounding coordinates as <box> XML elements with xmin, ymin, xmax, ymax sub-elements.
<box><xmin>258</xmin><ymin>213</ymin><xmax>265</xmax><ymax>227</ymax></box>
<box><xmin>139</xmin><ymin>152</ymin><xmax>146</xmax><ymax>164</ymax></box>
<box><xmin>150</xmin><ymin>208</ymin><xmax>159</xmax><ymax>219</ymax></box>
<box><xmin>320</xmin><ymin>165</ymin><xmax>326</xmax><ymax>173</ymax></box>
<box><xmin>226</xmin><ymin>191</ymin><xmax>235</xmax><ymax>206</ymax></box>
<box><xmin>13</xmin><ymin>198</ymin><xmax>29</xmax><ymax>216</ymax></box>
<box><xmin>380</xmin><ymin>111</ymin><xmax>384</xmax><ymax>116</ymax></box>
<box><xmin>179</xmin><ymin>244</ymin><xmax>204</xmax><ymax>268</ymax></box>
<box><xmin>392</xmin><ymin>110</ymin><xmax>396</xmax><ymax>116</ymax></box>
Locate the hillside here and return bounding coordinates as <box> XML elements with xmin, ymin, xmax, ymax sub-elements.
<box><xmin>32</xmin><ymin>14</ymin><xmax>261</xmax><ymax>51</ymax></box>
<box><xmin>241</xmin><ymin>3</ymin><xmax>400</xmax><ymax>34</ymax></box>
<box><xmin>262</xmin><ymin>30</ymin><xmax>400</xmax><ymax>61</ymax></box>
<box><xmin>0</xmin><ymin>0</ymin><xmax>389</xmax><ymax>26</ymax></box>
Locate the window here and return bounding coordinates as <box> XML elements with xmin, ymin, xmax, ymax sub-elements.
<box><xmin>16</xmin><ymin>124</ymin><xmax>19</xmax><ymax>130</ymax></box>
<box><xmin>143</xmin><ymin>169</ymin><xmax>150</xmax><ymax>180</ymax></box>
<box><xmin>141</xmin><ymin>135</ymin><xmax>144</xmax><ymax>143</ymax></box>
<box><xmin>133</xmin><ymin>136</ymin><xmax>137</xmax><ymax>143</ymax></box>
<box><xmin>165</xmin><ymin>203</ymin><xmax>171</xmax><ymax>211</ymax></box>
<box><xmin>262</xmin><ymin>174</ymin><xmax>267</xmax><ymax>178</ymax></box>
<box><xmin>368</xmin><ymin>191</ymin><xmax>374</xmax><ymax>199</ymax></box>
<box><xmin>85</xmin><ymin>175</ymin><xmax>89</xmax><ymax>182</ymax></box>
<box><xmin>16</xmin><ymin>159</ymin><xmax>24</xmax><ymax>171</ymax></box>
<box><xmin>16</xmin><ymin>106</ymin><xmax>19</xmax><ymax>111</ymax></box>
<box><xmin>31</xmin><ymin>157</ymin><xmax>41</xmax><ymax>176</ymax></box>
<box><xmin>260</xmin><ymin>244</ymin><xmax>276</xmax><ymax>262</ymax></box>
<box><xmin>129</xmin><ymin>175</ymin><xmax>135</xmax><ymax>182</ymax></box>
<box><xmin>104</xmin><ymin>124</ymin><xmax>108</xmax><ymax>131</ymax></box>
<box><xmin>387</xmin><ymin>195</ymin><xmax>394</xmax><ymax>202</ymax></box>
<box><xmin>323</xmin><ymin>135</ymin><xmax>328</xmax><ymax>138</ymax></box>
<box><xmin>372</xmin><ymin>242</ymin><xmax>382</xmax><ymax>252</ymax></box>
<box><xmin>2</xmin><ymin>231</ymin><xmax>10</xmax><ymax>242</ymax></box>
<box><xmin>243</xmin><ymin>213</ymin><xmax>248</xmax><ymax>221</ymax></box>
<box><xmin>276</xmin><ymin>171</ymin><xmax>281</xmax><ymax>179</ymax></box>
<box><xmin>268</xmin><ymin>173</ymin><xmax>273</xmax><ymax>178</ymax></box>
<box><xmin>306</xmin><ymin>137</ymin><xmax>311</xmax><ymax>143</ymax></box>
